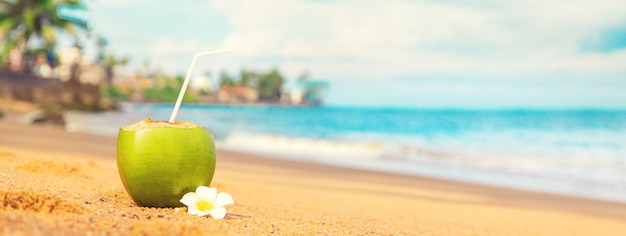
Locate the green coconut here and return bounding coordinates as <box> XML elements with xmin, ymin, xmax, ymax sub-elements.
<box><xmin>116</xmin><ymin>118</ymin><xmax>216</xmax><ymax>207</ymax></box>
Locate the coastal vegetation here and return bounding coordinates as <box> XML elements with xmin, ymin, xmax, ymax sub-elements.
<box><xmin>100</xmin><ymin>68</ymin><xmax>326</xmax><ymax>106</ymax></box>
<box><xmin>0</xmin><ymin>0</ymin><xmax>328</xmax><ymax>123</ymax></box>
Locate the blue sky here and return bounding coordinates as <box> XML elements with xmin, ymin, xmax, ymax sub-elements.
<box><xmin>69</xmin><ymin>0</ymin><xmax>626</xmax><ymax>108</ymax></box>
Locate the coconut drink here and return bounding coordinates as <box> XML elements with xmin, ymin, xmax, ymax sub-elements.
<box><xmin>116</xmin><ymin>50</ymin><xmax>230</xmax><ymax>207</ymax></box>
<box><xmin>117</xmin><ymin>118</ymin><xmax>216</xmax><ymax>207</ymax></box>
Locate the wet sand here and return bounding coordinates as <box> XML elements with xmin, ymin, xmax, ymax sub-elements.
<box><xmin>1</xmin><ymin>121</ymin><xmax>626</xmax><ymax>235</ymax></box>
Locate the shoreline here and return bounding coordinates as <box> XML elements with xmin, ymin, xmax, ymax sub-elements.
<box><xmin>3</xmin><ymin>121</ymin><xmax>626</xmax><ymax>216</ymax></box>
<box><xmin>5</xmin><ymin>121</ymin><xmax>626</xmax><ymax>208</ymax></box>
<box><xmin>2</xmin><ymin>121</ymin><xmax>626</xmax><ymax>234</ymax></box>
<box><xmin>59</xmin><ymin>107</ymin><xmax>626</xmax><ymax>204</ymax></box>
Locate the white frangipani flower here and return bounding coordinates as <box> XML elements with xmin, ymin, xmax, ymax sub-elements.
<box><xmin>180</xmin><ymin>186</ymin><xmax>234</xmax><ymax>219</ymax></box>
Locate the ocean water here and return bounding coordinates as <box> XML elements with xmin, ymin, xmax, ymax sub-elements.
<box><xmin>65</xmin><ymin>103</ymin><xmax>626</xmax><ymax>203</ymax></box>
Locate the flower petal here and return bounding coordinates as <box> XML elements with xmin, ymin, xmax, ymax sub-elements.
<box><xmin>208</xmin><ymin>207</ymin><xmax>227</xmax><ymax>219</ymax></box>
<box><xmin>213</xmin><ymin>192</ymin><xmax>234</xmax><ymax>208</ymax></box>
<box><xmin>187</xmin><ymin>206</ymin><xmax>203</xmax><ymax>216</ymax></box>
<box><xmin>179</xmin><ymin>192</ymin><xmax>199</xmax><ymax>207</ymax></box>
<box><xmin>196</xmin><ymin>186</ymin><xmax>217</xmax><ymax>201</ymax></box>
<box><xmin>196</xmin><ymin>209</ymin><xmax>211</xmax><ymax>217</ymax></box>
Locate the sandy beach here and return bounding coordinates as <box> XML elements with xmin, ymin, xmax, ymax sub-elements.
<box><xmin>1</xmin><ymin>121</ymin><xmax>626</xmax><ymax>235</ymax></box>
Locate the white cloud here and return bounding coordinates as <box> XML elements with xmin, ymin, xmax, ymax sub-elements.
<box><xmin>84</xmin><ymin>0</ymin><xmax>626</xmax><ymax>107</ymax></box>
<box><xmin>208</xmin><ymin>0</ymin><xmax>626</xmax><ymax>79</ymax></box>
<box><xmin>92</xmin><ymin>0</ymin><xmax>167</xmax><ymax>7</ymax></box>
<box><xmin>150</xmin><ymin>38</ymin><xmax>203</xmax><ymax>55</ymax></box>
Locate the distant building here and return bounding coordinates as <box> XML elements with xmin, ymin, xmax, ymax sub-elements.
<box><xmin>190</xmin><ymin>75</ymin><xmax>212</xmax><ymax>92</ymax></box>
<box><xmin>54</xmin><ymin>47</ymin><xmax>105</xmax><ymax>85</ymax></box>
<box><xmin>54</xmin><ymin>47</ymin><xmax>81</xmax><ymax>82</ymax></box>
<box><xmin>290</xmin><ymin>87</ymin><xmax>304</xmax><ymax>105</ymax></box>
<box><xmin>218</xmin><ymin>86</ymin><xmax>258</xmax><ymax>103</ymax></box>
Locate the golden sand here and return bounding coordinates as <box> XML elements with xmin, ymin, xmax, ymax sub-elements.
<box><xmin>1</xmin><ymin>122</ymin><xmax>626</xmax><ymax>235</ymax></box>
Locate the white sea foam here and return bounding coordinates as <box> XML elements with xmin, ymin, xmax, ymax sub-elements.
<box><xmin>219</xmin><ymin>129</ymin><xmax>626</xmax><ymax>203</ymax></box>
<box><xmin>221</xmin><ymin>130</ymin><xmax>384</xmax><ymax>160</ymax></box>
<box><xmin>63</xmin><ymin>103</ymin><xmax>151</xmax><ymax>136</ymax></box>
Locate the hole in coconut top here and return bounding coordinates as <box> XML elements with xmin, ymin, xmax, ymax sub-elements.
<box><xmin>121</xmin><ymin>118</ymin><xmax>200</xmax><ymax>131</ymax></box>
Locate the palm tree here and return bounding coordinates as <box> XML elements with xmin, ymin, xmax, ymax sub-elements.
<box><xmin>0</xmin><ymin>0</ymin><xmax>90</xmax><ymax>71</ymax></box>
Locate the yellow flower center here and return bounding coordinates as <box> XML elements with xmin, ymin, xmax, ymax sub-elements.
<box><xmin>197</xmin><ymin>200</ymin><xmax>214</xmax><ymax>212</ymax></box>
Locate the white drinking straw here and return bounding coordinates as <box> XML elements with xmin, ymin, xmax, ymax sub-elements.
<box><xmin>169</xmin><ymin>49</ymin><xmax>231</xmax><ymax>122</ymax></box>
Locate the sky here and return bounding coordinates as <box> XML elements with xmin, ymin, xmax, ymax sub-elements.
<box><xmin>64</xmin><ymin>0</ymin><xmax>626</xmax><ymax>108</ymax></box>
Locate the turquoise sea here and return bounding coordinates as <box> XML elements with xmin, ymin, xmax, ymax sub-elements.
<box><xmin>65</xmin><ymin>103</ymin><xmax>626</xmax><ymax>203</ymax></box>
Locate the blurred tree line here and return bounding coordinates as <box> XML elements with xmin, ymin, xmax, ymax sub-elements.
<box><xmin>141</xmin><ymin>75</ymin><xmax>197</xmax><ymax>103</ymax></box>
<box><xmin>219</xmin><ymin>68</ymin><xmax>284</xmax><ymax>101</ymax></box>
<box><xmin>2</xmin><ymin>0</ymin><xmax>316</xmax><ymax>107</ymax></box>
<box><xmin>102</xmin><ymin>68</ymin><xmax>287</xmax><ymax>103</ymax></box>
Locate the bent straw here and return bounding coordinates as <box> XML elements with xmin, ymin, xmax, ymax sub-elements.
<box><xmin>169</xmin><ymin>49</ymin><xmax>231</xmax><ymax>122</ymax></box>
